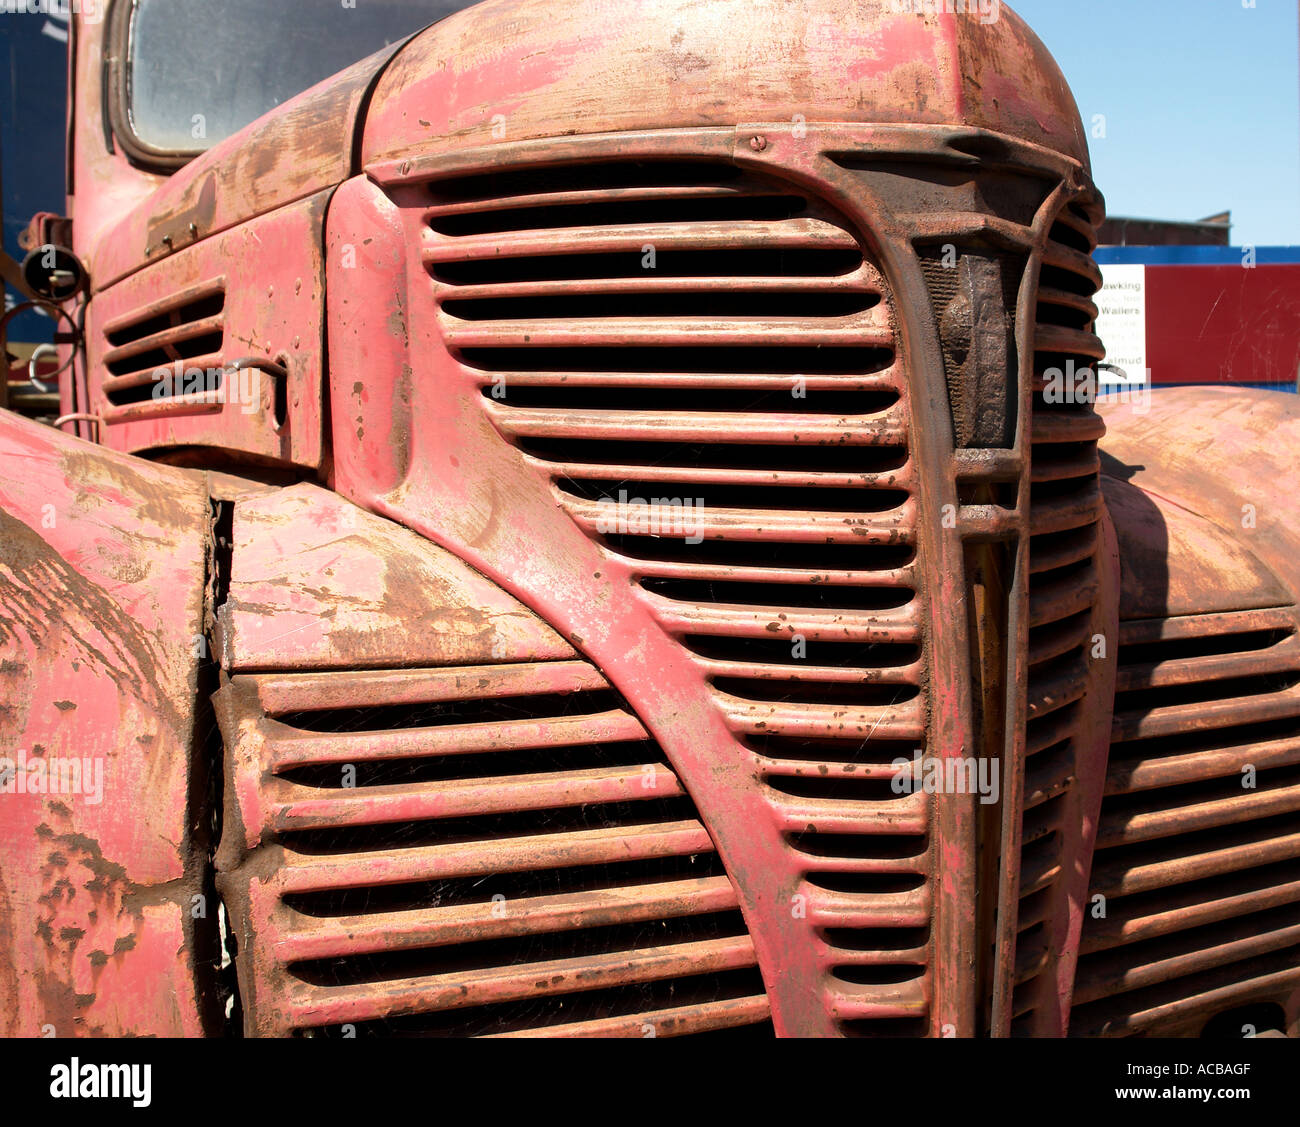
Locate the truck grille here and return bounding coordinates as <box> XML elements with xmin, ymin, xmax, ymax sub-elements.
<box><xmin>1071</xmin><ymin>608</ymin><xmax>1300</xmax><ymax>1036</ymax></box>
<box><xmin>423</xmin><ymin>161</ymin><xmax>934</xmax><ymax>1034</ymax></box>
<box><xmin>1013</xmin><ymin>206</ymin><xmax>1108</xmax><ymax>1034</ymax></box>
<box><xmin>216</xmin><ymin>660</ymin><xmax>772</xmax><ymax>1037</ymax></box>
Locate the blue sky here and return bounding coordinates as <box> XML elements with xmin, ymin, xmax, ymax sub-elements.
<box><xmin>1013</xmin><ymin>0</ymin><xmax>1300</xmax><ymax>247</ymax></box>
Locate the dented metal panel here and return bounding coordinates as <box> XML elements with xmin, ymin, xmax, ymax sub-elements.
<box><xmin>0</xmin><ymin>413</ymin><xmax>215</xmax><ymax>1036</ymax></box>
<box><xmin>217</xmin><ymin>483</ymin><xmax>576</xmax><ymax>671</ymax></box>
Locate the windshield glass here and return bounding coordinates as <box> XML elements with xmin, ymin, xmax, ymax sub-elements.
<box><xmin>124</xmin><ymin>0</ymin><xmax>473</xmax><ymax>154</ymax></box>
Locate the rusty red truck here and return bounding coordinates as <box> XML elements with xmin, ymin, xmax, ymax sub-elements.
<box><xmin>2</xmin><ymin>0</ymin><xmax>1298</xmax><ymax>1039</ymax></box>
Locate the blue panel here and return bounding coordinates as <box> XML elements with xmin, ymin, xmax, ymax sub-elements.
<box><xmin>1</xmin><ymin>10</ymin><xmax>69</xmax><ymax>343</ymax></box>
<box><xmin>1125</xmin><ymin>382</ymin><xmax>1299</xmax><ymax>394</ymax></box>
<box><xmin>1095</xmin><ymin>246</ymin><xmax>1300</xmax><ymax>266</ymax></box>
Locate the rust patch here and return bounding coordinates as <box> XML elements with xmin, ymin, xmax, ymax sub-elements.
<box><xmin>0</xmin><ymin>869</ymin><xmax>19</xmax><ymax>1035</ymax></box>
<box><xmin>147</xmin><ymin>171</ymin><xmax>218</xmax><ymax>254</ymax></box>
<box><xmin>31</xmin><ymin>823</ymin><xmax>144</xmax><ymax>1037</ymax></box>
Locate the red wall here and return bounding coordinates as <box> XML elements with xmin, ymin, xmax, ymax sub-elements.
<box><xmin>1146</xmin><ymin>264</ymin><xmax>1300</xmax><ymax>387</ymax></box>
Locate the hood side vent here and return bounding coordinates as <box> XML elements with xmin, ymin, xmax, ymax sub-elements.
<box><xmin>101</xmin><ymin>279</ymin><xmax>227</xmax><ymax>408</ymax></box>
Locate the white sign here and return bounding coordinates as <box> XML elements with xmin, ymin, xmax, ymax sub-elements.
<box><xmin>1094</xmin><ymin>263</ymin><xmax>1148</xmax><ymax>392</ymax></box>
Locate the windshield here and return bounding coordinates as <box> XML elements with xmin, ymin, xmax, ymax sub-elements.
<box><xmin>123</xmin><ymin>0</ymin><xmax>474</xmax><ymax>155</ymax></box>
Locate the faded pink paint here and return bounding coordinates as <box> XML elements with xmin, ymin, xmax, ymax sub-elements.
<box><xmin>844</xmin><ymin>13</ymin><xmax>946</xmax><ymax>83</ymax></box>
<box><xmin>4</xmin><ymin>0</ymin><xmax>1290</xmax><ymax>1042</ymax></box>
<box><xmin>0</xmin><ymin>413</ymin><xmax>213</xmax><ymax>1036</ymax></box>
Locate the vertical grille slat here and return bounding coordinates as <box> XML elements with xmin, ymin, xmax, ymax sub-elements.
<box><xmin>1011</xmin><ymin>207</ymin><xmax>1108</xmax><ymax>1034</ymax></box>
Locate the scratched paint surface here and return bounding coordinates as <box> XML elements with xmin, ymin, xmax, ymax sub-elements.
<box><xmin>0</xmin><ymin>413</ymin><xmax>214</xmax><ymax>1036</ymax></box>
<box><xmin>361</xmin><ymin>0</ymin><xmax>1087</xmax><ymax>169</ymax></box>
<box><xmin>13</xmin><ymin>1</ymin><xmax>1296</xmax><ymax>1038</ymax></box>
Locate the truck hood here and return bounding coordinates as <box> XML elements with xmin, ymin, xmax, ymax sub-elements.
<box><xmin>360</xmin><ymin>0</ymin><xmax>1090</xmax><ymax>172</ymax></box>
<box><xmin>92</xmin><ymin>0</ymin><xmax>1091</xmax><ymax>291</ymax></box>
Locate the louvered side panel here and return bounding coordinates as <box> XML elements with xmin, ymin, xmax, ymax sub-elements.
<box><xmin>83</xmin><ymin>191</ymin><xmax>328</xmax><ymax>466</ymax></box>
<box><xmin>1072</xmin><ymin>610</ymin><xmax>1300</xmax><ymax>1037</ymax></box>
<box><xmin>217</xmin><ymin>660</ymin><xmax>772</xmax><ymax>1038</ymax></box>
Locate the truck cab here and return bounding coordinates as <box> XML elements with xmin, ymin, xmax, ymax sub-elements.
<box><xmin>2</xmin><ymin>0</ymin><xmax>1298</xmax><ymax>1039</ymax></box>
